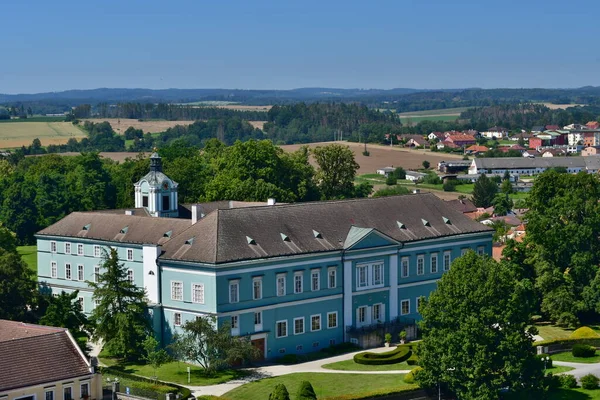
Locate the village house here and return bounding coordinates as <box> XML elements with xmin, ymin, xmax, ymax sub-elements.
<box><xmin>404</xmin><ymin>171</ymin><xmax>427</xmax><ymax>182</ymax></box>
<box><xmin>376</xmin><ymin>166</ymin><xmax>395</xmax><ymax>177</ymax></box>
<box><xmin>436</xmin><ymin>140</ymin><xmax>459</xmax><ymax>150</ymax></box>
<box><xmin>404</xmin><ymin>134</ymin><xmax>429</xmax><ymax>148</ymax></box>
<box><xmin>465</xmin><ymin>145</ymin><xmax>489</xmax><ymax>155</ymax></box>
<box><xmin>582</xmin><ymin>146</ymin><xmax>600</xmax><ymax>156</ymax></box>
<box><xmin>541</xmin><ymin>148</ymin><xmax>566</xmax><ymax>157</ymax></box>
<box><xmin>0</xmin><ymin>320</ymin><xmax>101</xmax><ymax>400</ymax></box>
<box><xmin>36</xmin><ymin>153</ymin><xmax>494</xmax><ymax>358</ymax></box>
<box><xmin>445</xmin><ymin>134</ymin><xmax>476</xmax><ymax>148</ymax></box>
<box><xmin>480</xmin><ymin>126</ymin><xmax>508</xmax><ymax>139</ymax></box>
<box><xmin>427</xmin><ymin>132</ymin><xmax>445</xmax><ymax>141</ymax></box>
<box><xmin>468</xmin><ymin>156</ymin><xmax>600</xmax><ymax>175</ymax></box>
<box><xmin>522</xmin><ymin>149</ymin><xmax>540</xmax><ymax>158</ymax></box>
<box><xmin>586</xmin><ymin>121</ymin><xmax>600</xmax><ymax>130</ymax></box>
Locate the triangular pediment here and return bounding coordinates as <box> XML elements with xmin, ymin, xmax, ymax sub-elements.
<box><xmin>343</xmin><ymin>226</ymin><xmax>401</xmax><ymax>250</ymax></box>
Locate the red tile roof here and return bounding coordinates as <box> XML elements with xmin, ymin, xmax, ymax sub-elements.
<box><xmin>447</xmin><ymin>134</ymin><xmax>476</xmax><ymax>142</ymax></box>
<box><xmin>465</xmin><ymin>145</ymin><xmax>489</xmax><ymax>152</ymax></box>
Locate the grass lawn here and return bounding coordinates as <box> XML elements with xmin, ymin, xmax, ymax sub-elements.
<box><xmin>321</xmin><ymin>358</ymin><xmax>413</xmax><ymax>371</ymax></box>
<box><xmin>509</xmin><ymin>192</ymin><xmax>529</xmax><ymax>200</ymax></box>
<box><xmin>547</xmin><ymin>388</ymin><xmax>600</xmax><ymax>399</ymax></box>
<box><xmin>551</xmin><ymin>352</ymin><xmax>600</xmax><ymax>364</ymax></box>
<box><xmin>224</xmin><ymin>372</ymin><xmax>415</xmax><ymax>400</ymax></box>
<box><xmin>100</xmin><ymin>358</ymin><xmax>247</xmax><ymax>386</ymax></box>
<box><xmin>17</xmin><ymin>245</ymin><xmax>37</xmax><ymax>272</ymax></box>
<box><xmin>534</xmin><ymin>324</ymin><xmax>573</xmax><ymax>342</ymax></box>
<box><xmin>546</xmin><ymin>365</ymin><xmax>575</xmax><ymax>374</ymax></box>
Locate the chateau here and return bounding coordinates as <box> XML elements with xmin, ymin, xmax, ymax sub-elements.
<box><xmin>37</xmin><ymin>153</ymin><xmax>493</xmax><ymax>360</ymax></box>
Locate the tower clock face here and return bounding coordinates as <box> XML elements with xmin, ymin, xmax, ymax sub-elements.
<box><xmin>162</xmin><ymin>182</ymin><xmax>169</xmax><ymax>190</ymax></box>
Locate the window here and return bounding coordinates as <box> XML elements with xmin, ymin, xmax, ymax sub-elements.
<box><xmin>311</xmin><ymin>314</ymin><xmax>321</xmax><ymax>331</ymax></box>
<box><xmin>127</xmin><ymin>269</ymin><xmax>134</xmax><ymax>283</ymax></box>
<box><xmin>64</xmin><ymin>242</ymin><xmax>71</xmax><ymax>254</ymax></box>
<box><xmin>174</xmin><ymin>312</ymin><xmax>182</xmax><ymax>326</ymax></box>
<box><xmin>296</xmin><ymin>345</ymin><xmax>303</xmax><ymax>351</ymax></box>
<box><xmin>253</xmin><ymin>277</ymin><xmax>262</xmax><ymax>300</ymax></box>
<box><xmin>401</xmin><ymin>299</ymin><xmax>410</xmax><ymax>315</ymax></box>
<box><xmin>328</xmin><ymin>267</ymin><xmax>336</xmax><ymax>288</ymax></box>
<box><xmin>231</xmin><ymin>315</ymin><xmax>239</xmax><ymax>329</ymax></box>
<box><xmin>431</xmin><ymin>253</ymin><xmax>438</xmax><ymax>274</ymax></box>
<box><xmin>95</xmin><ymin>299</ymin><xmax>101</xmax><ymax>307</ymax></box>
<box><xmin>127</xmin><ymin>248</ymin><xmax>134</xmax><ymax>261</ymax></box>
<box><xmin>294</xmin><ymin>272</ymin><xmax>303</xmax><ymax>294</ymax></box>
<box><xmin>358</xmin><ymin>306</ymin><xmax>367</xmax><ymax>324</ymax></box>
<box><xmin>357</xmin><ymin>265</ymin><xmax>368</xmax><ymax>288</ymax></box>
<box><xmin>162</xmin><ymin>195</ymin><xmax>170</xmax><ymax>211</ymax></box>
<box><xmin>78</xmin><ymin>296</ymin><xmax>84</xmax><ymax>312</ymax></box>
<box><xmin>477</xmin><ymin>246</ymin><xmax>485</xmax><ymax>256</ymax></box>
<box><xmin>373</xmin><ymin>303</ymin><xmax>382</xmax><ymax>322</ymax></box>
<box><xmin>192</xmin><ymin>283</ymin><xmax>205</xmax><ymax>304</ymax></box>
<box><xmin>63</xmin><ymin>387</ymin><xmax>72</xmax><ymax>400</ymax></box>
<box><xmin>171</xmin><ymin>281</ymin><xmax>183</xmax><ymax>301</ymax></box>
<box><xmin>142</xmin><ymin>195</ymin><xmax>148</xmax><ymax>207</ymax></box>
<box><xmin>229</xmin><ymin>281</ymin><xmax>239</xmax><ymax>303</ymax></box>
<box><xmin>443</xmin><ymin>251</ymin><xmax>451</xmax><ymax>271</ymax></box>
<box><xmin>51</xmin><ymin>261</ymin><xmax>57</xmax><ymax>278</ymax></box>
<box><xmin>80</xmin><ymin>383</ymin><xmax>89</xmax><ymax>398</ymax></box>
<box><xmin>77</xmin><ymin>244</ymin><xmax>84</xmax><ymax>256</ymax></box>
<box><xmin>311</xmin><ymin>270</ymin><xmax>320</xmax><ymax>291</ymax></box>
<box><xmin>417</xmin><ymin>255</ymin><xmax>424</xmax><ymax>275</ymax></box>
<box><xmin>94</xmin><ymin>245</ymin><xmax>101</xmax><ymax>258</ymax></box>
<box><xmin>327</xmin><ymin>312</ymin><xmax>338</xmax><ymax>329</ymax></box>
<box><xmin>277</xmin><ymin>274</ymin><xmax>286</xmax><ymax>296</ymax></box>
<box><xmin>401</xmin><ymin>257</ymin><xmax>409</xmax><ymax>278</ymax></box>
<box><xmin>276</xmin><ymin>320</ymin><xmax>288</xmax><ymax>338</ymax></box>
<box><xmin>65</xmin><ymin>263</ymin><xmax>72</xmax><ymax>280</ymax></box>
<box><xmin>51</xmin><ymin>241</ymin><xmax>57</xmax><ymax>253</ymax></box>
<box><xmin>294</xmin><ymin>317</ymin><xmax>305</xmax><ymax>335</ymax></box>
<box><xmin>45</xmin><ymin>390</ymin><xmax>54</xmax><ymax>400</ymax></box>
<box><xmin>372</xmin><ymin>263</ymin><xmax>383</xmax><ymax>285</ymax></box>
<box><xmin>254</xmin><ymin>311</ymin><xmax>262</xmax><ymax>327</ymax></box>
<box><xmin>77</xmin><ymin>264</ymin><xmax>84</xmax><ymax>281</ymax></box>
<box><xmin>94</xmin><ymin>266</ymin><xmax>100</xmax><ymax>283</ymax></box>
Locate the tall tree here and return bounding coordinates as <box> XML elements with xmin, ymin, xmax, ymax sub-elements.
<box><xmin>142</xmin><ymin>335</ymin><xmax>170</xmax><ymax>381</ymax></box>
<box><xmin>89</xmin><ymin>248</ymin><xmax>150</xmax><ymax>360</ymax></box>
<box><xmin>39</xmin><ymin>290</ymin><xmax>91</xmax><ymax>351</ymax></box>
<box><xmin>416</xmin><ymin>252</ymin><xmax>543</xmax><ymax>400</ymax></box>
<box><xmin>312</xmin><ymin>144</ymin><xmax>359</xmax><ymax>199</ymax></box>
<box><xmin>0</xmin><ymin>248</ymin><xmax>38</xmax><ymax>321</ymax></box>
<box><xmin>471</xmin><ymin>174</ymin><xmax>498</xmax><ymax>208</ymax></box>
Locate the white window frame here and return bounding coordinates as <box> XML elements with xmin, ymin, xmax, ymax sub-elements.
<box><xmin>401</xmin><ymin>299</ymin><xmax>410</xmax><ymax>315</ymax></box>
<box><xmin>357</xmin><ymin>306</ymin><xmax>367</xmax><ymax>324</ymax></box>
<box><xmin>431</xmin><ymin>253</ymin><xmax>438</xmax><ymax>274</ymax></box>
<box><xmin>171</xmin><ymin>281</ymin><xmax>183</xmax><ymax>301</ymax></box>
<box><xmin>65</xmin><ymin>263</ymin><xmax>72</xmax><ymax>280</ymax></box>
<box><xmin>373</xmin><ymin>303</ymin><xmax>383</xmax><ymax>322</ymax></box>
<box><xmin>254</xmin><ymin>311</ymin><xmax>263</xmax><ymax>331</ymax></box>
<box><xmin>77</xmin><ymin>264</ymin><xmax>84</xmax><ymax>281</ymax></box>
<box><xmin>327</xmin><ymin>311</ymin><xmax>338</xmax><ymax>329</ymax></box>
<box><xmin>356</xmin><ymin>265</ymin><xmax>368</xmax><ymax>288</ymax></box>
<box><xmin>80</xmin><ymin>383</ymin><xmax>89</xmax><ymax>399</ymax></box>
<box><xmin>294</xmin><ymin>317</ymin><xmax>305</xmax><ymax>335</ymax></box>
<box><xmin>93</xmin><ymin>245</ymin><xmax>101</xmax><ymax>258</ymax></box>
<box><xmin>63</xmin><ymin>385</ymin><xmax>73</xmax><ymax>400</ymax></box>
<box><xmin>401</xmin><ymin>257</ymin><xmax>409</xmax><ymax>278</ymax></box>
<box><xmin>276</xmin><ymin>274</ymin><xmax>286</xmax><ymax>297</ymax></box>
<box><xmin>78</xmin><ymin>296</ymin><xmax>84</xmax><ymax>312</ymax></box>
<box><xmin>252</xmin><ymin>277</ymin><xmax>262</xmax><ymax>300</ymax></box>
<box><xmin>443</xmin><ymin>251</ymin><xmax>451</xmax><ymax>271</ymax></box>
<box><xmin>417</xmin><ymin>255</ymin><xmax>424</xmax><ymax>275</ymax></box>
<box><xmin>51</xmin><ymin>261</ymin><xmax>57</xmax><ymax>278</ymax></box>
<box><xmin>311</xmin><ymin>269</ymin><xmax>320</xmax><ymax>291</ymax></box>
<box><xmin>328</xmin><ymin>267</ymin><xmax>336</xmax><ymax>289</ymax></box>
<box><xmin>64</xmin><ymin>242</ymin><xmax>71</xmax><ymax>254</ymax></box>
<box><xmin>311</xmin><ymin>314</ymin><xmax>321</xmax><ymax>332</ymax></box>
<box><xmin>127</xmin><ymin>269</ymin><xmax>134</xmax><ymax>283</ymax></box>
<box><xmin>174</xmin><ymin>312</ymin><xmax>182</xmax><ymax>326</ymax></box>
<box><xmin>192</xmin><ymin>283</ymin><xmax>205</xmax><ymax>304</ymax></box>
<box><xmin>276</xmin><ymin>320</ymin><xmax>288</xmax><ymax>338</ymax></box>
<box><xmin>356</xmin><ymin>261</ymin><xmax>385</xmax><ymax>290</ymax></box>
<box><xmin>45</xmin><ymin>389</ymin><xmax>54</xmax><ymax>400</ymax></box>
<box><xmin>77</xmin><ymin>244</ymin><xmax>84</xmax><ymax>256</ymax></box>
<box><xmin>372</xmin><ymin>263</ymin><xmax>384</xmax><ymax>286</ymax></box>
<box><xmin>229</xmin><ymin>280</ymin><xmax>240</xmax><ymax>303</ymax></box>
<box><xmin>50</xmin><ymin>241</ymin><xmax>57</xmax><ymax>253</ymax></box>
<box><xmin>127</xmin><ymin>248</ymin><xmax>134</xmax><ymax>261</ymax></box>
<box><xmin>477</xmin><ymin>246</ymin><xmax>485</xmax><ymax>256</ymax></box>
<box><xmin>231</xmin><ymin>315</ymin><xmax>239</xmax><ymax>329</ymax></box>
<box><xmin>294</xmin><ymin>271</ymin><xmax>303</xmax><ymax>294</ymax></box>
<box><xmin>94</xmin><ymin>266</ymin><xmax>100</xmax><ymax>283</ymax></box>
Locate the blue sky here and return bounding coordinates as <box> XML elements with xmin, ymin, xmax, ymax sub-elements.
<box><xmin>1</xmin><ymin>0</ymin><xmax>599</xmax><ymax>93</ymax></box>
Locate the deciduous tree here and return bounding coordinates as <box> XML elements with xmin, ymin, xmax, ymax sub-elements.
<box><xmin>312</xmin><ymin>144</ymin><xmax>359</xmax><ymax>199</ymax></box>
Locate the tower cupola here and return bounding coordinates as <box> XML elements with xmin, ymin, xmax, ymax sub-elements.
<box><xmin>133</xmin><ymin>152</ymin><xmax>179</xmax><ymax>218</ymax></box>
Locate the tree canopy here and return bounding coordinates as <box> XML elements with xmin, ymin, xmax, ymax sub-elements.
<box><xmin>312</xmin><ymin>144</ymin><xmax>361</xmax><ymax>199</ymax></box>
<box><xmin>471</xmin><ymin>174</ymin><xmax>498</xmax><ymax>208</ymax></box>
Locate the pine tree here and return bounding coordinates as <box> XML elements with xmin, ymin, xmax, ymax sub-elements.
<box><xmin>89</xmin><ymin>248</ymin><xmax>150</xmax><ymax>360</ymax></box>
<box><xmin>269</xmin><ymin>384</ymin><xmax>290</xmax><ymax>400</ymax></box>
<box><xmin>471</xmin><ymin>174</ymin><xmax>498</xmax><ymax>208</ymax></box>
<box><xmin>296</xmin><ymin>381</ymin><xmax>317</xmax><ymax>400</ymax></box>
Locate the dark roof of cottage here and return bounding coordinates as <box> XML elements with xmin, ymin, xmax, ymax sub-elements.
<box><xmin>161</xmin><ymin>193</ymin><xmax>492</xmax><ymax>264</ymax></box>
<box><xmin>446</xmin><ymin>198</ymin><xmax>478</xmax><ymax>214</ymax></box>
<box><xmin>37</xmin><ymin>212</ymin><xmax>192</xmax><ymax>245</ymax></box>
<box><xmin>0</xmin><ymin>320</ymin><xmax>91</xmax><ymax>391</ymax></box>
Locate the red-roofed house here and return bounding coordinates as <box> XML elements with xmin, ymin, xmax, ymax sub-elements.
<box><xmin>586</xmin><ymin>121</ymin><xmax>600</xmax><ymax>130</ymax></box>
<box><xmin>446</xmin><ymin>134</ymin><xmax>476</xmax><ymax>147</ymax></box>
<box><xmin>545</xmin><ymin>125</ymin><xmax>560</xmax><ymax>131</ymax></box>
<box><xmin>465</xmin><ymin>145</ymin><xmax>489</xmax><ymax>155</ymax></box>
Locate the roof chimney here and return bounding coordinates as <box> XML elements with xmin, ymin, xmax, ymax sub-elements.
<box><xmin>191</xmin><ymin>204</ymin><xmax>203</xmax><ymax>224</ymax></box>
<box><xmin>267</xmin><ymin>198</ymin><xmax>276</xmax><ymax>206</ymax></box>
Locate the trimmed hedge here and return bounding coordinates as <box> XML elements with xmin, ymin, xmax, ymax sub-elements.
<box><xmin>572</xmin><ymin>344</ymin><xmax>597</xmax><ymax>358</ymax></box>
<box><xmin>353</xmin><ymin>345</ymin><xmax>412</xmax><ymax>365</ymax></box>
<box><xmin>559</xmin><ymin>374</ymin><xmax>578</xmax><ymax>389</ymax></box>
<box><xmin>582</xmin><ymin>374</ymin><xmax>600</xmax><ymax>390</ymax></box>
<box><xmin>571</xmin><ymin>326</ymin><xmax>600</xmax><ymax>339</ymax></box>
<box><xmin>406</xmin><ymin>353</ymin><xmax>419</xmax><ymax>366</ymax></box>
<box><xmin>404</xmin><ymin>367</ymin><xmax>423</xmax><ymax>384</ymax></box>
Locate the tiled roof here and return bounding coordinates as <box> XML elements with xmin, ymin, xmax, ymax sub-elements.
<box><xmin>465</xmin><ymin>145</ymin><xmax>488</xmax><ymax>152</ymax></box>
<box><xmin>161</xmin><ymin>193</ymin><xmax>493</xmax><ymax>264</ymax></box>
<box><xmin>0</xmin><ymin>320</ymin><xmax>91</xmax><ymax>391</ymax></box>
<box><xmin>447</xmin><ymin>134</ymin><xmax>476</xmax><ymax>142</ymax></box>
<box><xmin>473</xmin><ymin>157</ymin><xmax>587</xmax><ymax>170</ymax></box>
<box><xmin>446</xmin><ymin>199</ymin><xmax>477</xmax><ymax>213</ymax></box>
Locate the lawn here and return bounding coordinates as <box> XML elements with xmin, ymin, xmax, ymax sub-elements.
<box><xmin>223</xmin><ymin>372</ymin><xmax>415</xmax><ymax>400</ymax></box>
<box><xmin>546</xmin><ymin>365</ymin><xmax>574</xmax><ymax>374</ymax></box>
<box><xmin>534</xmin><ymin>324</ymin><xmax>573</xmax><ymax>342</ymax></box>
<box><xmin>321</xmin><ymin>358</ymin><xmax>413</xmax><ymax>371</ymax></box>
<box><xmin>17</xmin><ymin>245</ymin><xmax>37</xmax><ymax>272</ymax></box>
<box><xmin>551</xmin><ymin>352</ymin><xmax>600</xmax><ymax>364</ymax></box>
<box><xmin>100</xmin><ymin>358</ymin><xmax>247</xmax><ymax>386</ymax></box>
<box><xmin>509</xmin><ymin>388</ymin><xmax>600</xmax><ymax>400</ymax></box>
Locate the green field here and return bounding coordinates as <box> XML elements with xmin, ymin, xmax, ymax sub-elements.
<box><xmin>321</xmin><ymin>358</ymin><xmax>412</xmax><ymax>371</ymax></box>
<box><xmin>224</xmin><ymin>372</ymin><xmax>415</xmax><ymax>400</ymax></box>
<box><xmin>17</xmin><ymin>245</ymin><xmax>37</xmax><ymax>272</ymax></box>
<box><xmin>551</xmin><ymin>352</ymin><xmax>600</xmax><ymax>364</ymax></box>
<box><xmin>0</xmin><ymin>120</ymin><xmax>85</xmax><ymax>149</ymax></box>
<box><xmin>0</xmin><ymin>116</ymin><xmax>66</xmax><ymax>123</ymax></box>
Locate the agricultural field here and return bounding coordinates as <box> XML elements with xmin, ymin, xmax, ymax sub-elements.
<box><xmin>83</xmin><ymin>118</ymin><xmax>194</xmax><ymax>135</ymax></box>
<box><xmin>0</xmin><ymin>121</ymin><xmax>86</xmax><ymax>149</ymax></box>
<box><xmin>248</xmin><ymin>121</ymin><xmax>266</xmax><ymax>130</ymax></box>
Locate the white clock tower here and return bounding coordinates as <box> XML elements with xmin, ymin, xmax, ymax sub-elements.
<box><xmin>134</xmin><ymin>152</ymin><xmax>179</xmax><ymax>218</ymax></box>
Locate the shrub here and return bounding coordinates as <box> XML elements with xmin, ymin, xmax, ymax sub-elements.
<box><xmin>404</xmin><ymin>367</ymin><xmax>422</xmax><ymax>384</ymax></box>
<box><xmin>544</xmin><ymin>373</ymin><xmax>561</xmax><ymax>390</ymax></box>
<box><xmin>572</xmin><ymin>344</ymin><xmax>597</xmax><ymax>358</ymax></box>
<box><xmin>559</xmin><ymin>374</ymin><xmax>578</xmax><ymax>389</ymax></box>
<box><xmin>385</xmin><ymin>175</ymin><xmax>397</xmax><ymax>186</ymax></box>
<box><xmin>422</xmin><ymin>173</ymin><xmax>441</xmax><ymax>185</ymax></box>
<box><xmin>296</xmin><ymin>381</ymin><xmax>317</xmax><ymax>400</ymax></box>
<box><xmin>385</xmin><ymin>333</ymin><xmax>392</xmax><ymax>343</ymax></box>
<box><xmin>581</xmin><ymin>374</ymin><xmax>600</xmax><ymax>390</ymax></box>
<box><xmin>571</xmin><ymin>326</ymin><xmax>600</xmax><ymax>339</ymax></box>
<box><xmin>269</xmin><ymin>384</ymin><xmax>290</xmax><ymax>400</ymax></box>
<box><xmin>406</xmin><ymin>354</ymin><xmax>419</xmax><ymax>366</ymax></box>
<box><xmin>353</xmin><ymin>345</ymin><xmax>411</xmax><ymax>365</ymax></box>
<box><xmin>393</xmin><ymin>167</ymin><xmax>406</xmax><ymax>180</ymax></box>
<box><xmin>443</xmin><ymin>181</ymin><xmax>457</xmax><ymax>192</ymax></box>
